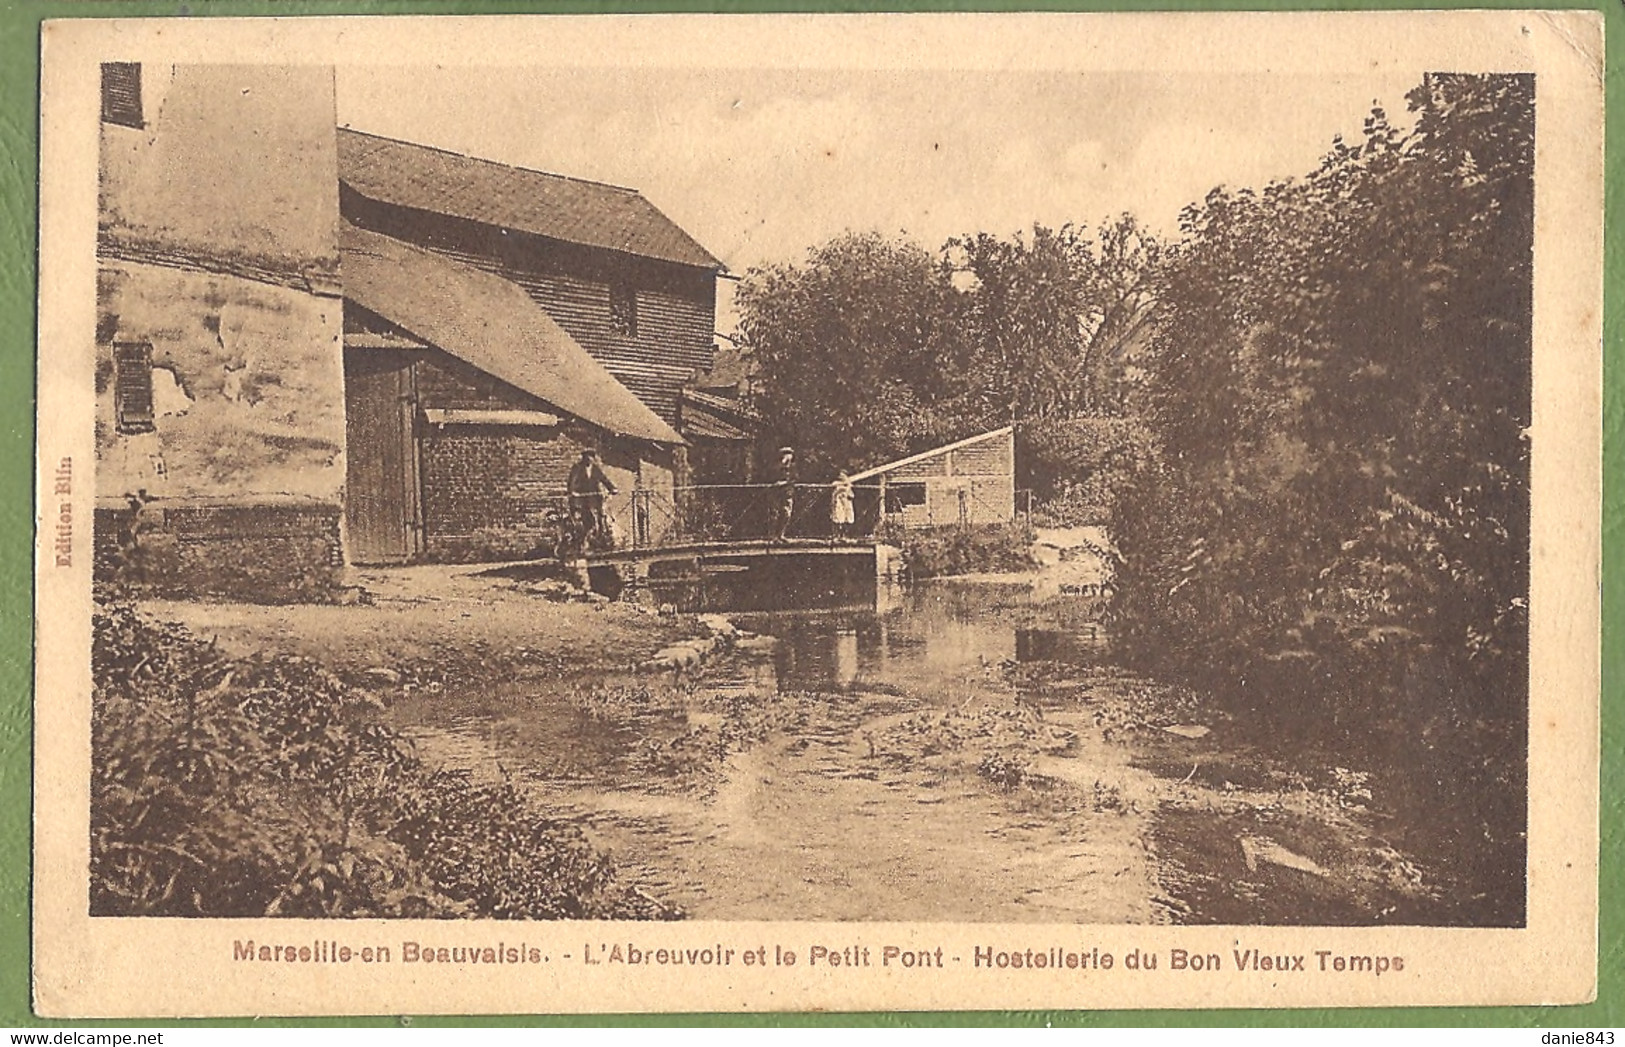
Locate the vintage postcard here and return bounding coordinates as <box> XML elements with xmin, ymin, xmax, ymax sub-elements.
<box><xmin>34</xmin><ymin>12</ymin><xmax>1602</xmax><ymax>1016</ymax></box>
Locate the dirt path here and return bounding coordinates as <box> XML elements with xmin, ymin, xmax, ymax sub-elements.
<box><xmin>140</xmin><ymin>563</ymin><xmax>693</xmax><ymax>678</ymax></box>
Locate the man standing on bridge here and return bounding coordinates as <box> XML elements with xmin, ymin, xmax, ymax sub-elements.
<box><xmin>770</xmin><ymin>446</ymin><xmax>796</xmax><ymax>541</ymax></box>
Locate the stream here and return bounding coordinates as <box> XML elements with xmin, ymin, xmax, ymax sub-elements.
<box><xmin>388</xmin><ymin>577</ymin><xmax>1510</xmax><ymax>925</ymax></box>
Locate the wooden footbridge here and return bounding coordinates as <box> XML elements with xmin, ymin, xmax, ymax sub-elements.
<box><xmin>586</xmin><ymin>538</ymin><xmax>902</xmax><ymax>579</ymax></box>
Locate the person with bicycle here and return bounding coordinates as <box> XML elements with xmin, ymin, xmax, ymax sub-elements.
<box><xmin>567</xmin><ymin>448</ymin><xmax>618</xmax><ymax>549</ymax></box>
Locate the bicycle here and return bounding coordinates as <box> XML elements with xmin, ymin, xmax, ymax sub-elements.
<box><xmin>546</xmin><ymin>503</ymin><xmax>616</xmax><ymax>561</ymax></box>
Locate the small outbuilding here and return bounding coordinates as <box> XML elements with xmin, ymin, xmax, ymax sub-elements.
<box><xmin>850</xmin><ymin>426</ymin><xmax>1016</xmax><ymax>531</ymax></box>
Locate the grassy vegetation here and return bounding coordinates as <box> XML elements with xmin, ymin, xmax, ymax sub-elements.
<box><xmin>91</xmin><ymin>604</ymin><xmax>677</xmax><ymax>919</ymax></box>
<box><xmin>899</xmin><ymin>522</ymin><xmax>1037</xmax><ymax>579</ymax></box>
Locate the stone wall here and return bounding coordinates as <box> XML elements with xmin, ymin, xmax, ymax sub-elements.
<box><xmin>95</xmin><ymin>262</ymin><xmax>346</xmax><ymax>504</ymax></box>
<box><xmin>94</xmin><ymin>501</ymin><xmax>342</xmax><ymax>602</ymax></box>
<box><xmin>94</xmin><ymin>63</ymin><xmax>346</xmax><ymax>597</ymax></box>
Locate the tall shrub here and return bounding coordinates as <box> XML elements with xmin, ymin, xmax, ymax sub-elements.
<box><xmin>1115</xmin><ymin>73</ymin><xmax>1534</xmax><ymax>721</ymax></box>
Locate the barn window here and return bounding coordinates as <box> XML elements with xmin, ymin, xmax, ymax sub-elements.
<box><xmin>609</xmin><ymin>284</ymin><xmax>637</xmax><ymax>337</ymax></box>
<box><xmin>887</xmin><ymin>482</ymin><xmax>927</xmax><ymax>510</ymax></box>
<box><xmin>113</xmin><ymin>341</ymin><xmax>155</xmax><ymax>433</ymax></box>
<box><xmin>100</xmin><ymin>63</ymin><xmax>143</xmax><ymax>129</ymax></box>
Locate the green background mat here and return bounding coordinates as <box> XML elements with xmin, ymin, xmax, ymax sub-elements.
<box><xmin>0</xmin><ymin>0</ymin><xmax>1616</xmax><ymax>1028</ymax></box>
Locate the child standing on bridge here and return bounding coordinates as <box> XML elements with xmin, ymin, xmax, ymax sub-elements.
<box><xmin>830</xmin><ymin>470</ymin><xmax>854</xmax><ymax>539</ymax></box>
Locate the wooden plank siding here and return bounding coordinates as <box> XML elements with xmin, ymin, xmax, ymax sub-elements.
<box><xmin>438</xmin><ymin>252</ymin><xmax>713</xmax><ymax>422</ymax></box>
<box><xmin>341</xmin><ymin>188</ymin><xmax>716</xmax><ymax>425</ymax></box>
<box><xmin>874</xmin><ymin>430</ymin><xmax>1016</xmax><ymax>529</ymax></box>
<box><xmin>343</xmin><ymin>349</ymin><xmax>422</xmax><ymax>564</ymax></box>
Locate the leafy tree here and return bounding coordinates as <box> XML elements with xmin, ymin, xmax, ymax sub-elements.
<box><xmin>735</xmin><ymin>233</ymin><xmax>974</xmax><ymax>478</ymax></box>
<box><xmin>950</xmin><ymin>216</ymin><xmax>1160</xmax><ymax>422</ymax></box>
<box><xmin>735</xmin><ymin>220</ymin><xmax>1160</xmax><ymax>480</ymax></box>
<box><xmin>1105</xmin><ymin>76</ymin><xmax>1533</xmax><ymax>923</ymax></box>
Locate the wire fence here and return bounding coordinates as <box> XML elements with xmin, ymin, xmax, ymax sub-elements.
<box><xmin>424</xmin><ymin>480</ymin><xmax>1018</xmax><ymax>561</ymax></box>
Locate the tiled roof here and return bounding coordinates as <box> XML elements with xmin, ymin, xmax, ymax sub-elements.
<box><xmin>341</xmin><ymin>223</ymin><xmax>682</xmax><ymax>445</ymax></box>
<box><xmin>337</xmin><ymin>128</ymin><xmax>722</xmax><ymax>271</ymax></box>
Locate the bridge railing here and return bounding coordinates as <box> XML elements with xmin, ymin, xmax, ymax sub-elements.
<box><xmin>575</xmin><ymin>480</ymin><xmax>1022</xmax><ymax>554</ymax></box>
<box><xmin>610</xmin><ymin>483</ymin><xmax>884</xmax><ymax>549</ymax></box>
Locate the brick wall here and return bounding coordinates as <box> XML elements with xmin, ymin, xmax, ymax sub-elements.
<box><xmin>418</xmin><ymin>428</ymin><xmax>588</xmax><ymax>561</ymax></box>
<box><xmin>969</xmin><ymin>474</ymin><xmax>1015</xmax><ymax>524</ymax></box>
<box><xmin>342</xmin><ymin>335</ymin><xmax>677</xmax><ymax>562</ymax></box>
<box><xmin>950</xmin><ymin>434</ymin><xmax>1014</xmax><ymax>476</ymax></box>
<box><xmin>881</xmin><ymin>433</ymin><xmax>1014</xmax><ymax>528</ymax></box>
<box><xmin>889</xmin><ymin>456</ymin><xmax>949</xmax><ymax>481</ymax></box>
<box><xmin>412</xmin><ymin>350</ymin><xmax>586</xmax><ymax>560</ymax></box>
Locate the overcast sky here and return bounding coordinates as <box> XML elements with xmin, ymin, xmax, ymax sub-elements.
<box><xmin>336</xmin><ymin>65</ymin><xmax>1427</xmax><ymax>326</ymax></box>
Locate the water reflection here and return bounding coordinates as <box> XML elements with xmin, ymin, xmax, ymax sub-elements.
<box><xmin>644</xmin><ymin>557</ymin><xmax>890</xmax><ymax>613</ymax></box>
<box><xmin>1015</xmin><ymin>626</ymin><xmax>1108</xmax><ymax>664</ymax></box>
<box><xmin>723</xmin><ymin>582</ymin><xmax>1110</xmax><ymax>695</ymax></box>
<box><xmin>833</xmin><ymin>628</ymin><xmax>859</xmax><ymax>688</ymax></box>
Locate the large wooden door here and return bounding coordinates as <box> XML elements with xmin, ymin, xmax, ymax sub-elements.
<box><xmin>344</xmin><ymin>349</ymin><xmax>421</xmax><ymax>564</ymax></box>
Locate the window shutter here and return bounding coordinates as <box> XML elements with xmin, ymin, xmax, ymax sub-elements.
<box><xmin>113</xmin><ymin>341</ymin><xmax>155</xmax><ymax>433</ymax></box>
<box><xmin>100</xmin><ymin>63</ymin><xmax>143</xmax><ymax>129</ymax></box>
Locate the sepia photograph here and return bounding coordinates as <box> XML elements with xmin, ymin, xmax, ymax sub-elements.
<box><xmin>33</xmin><ymin>12</ymin><xmax>1601</xmax><ymax>1016</ymax></box>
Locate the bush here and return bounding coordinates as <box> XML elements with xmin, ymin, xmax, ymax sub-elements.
<box><xmin>1105</xmin><ymin>76</ymin><xmax>1531</xmax><ymax>923</ymax></box>
<box><xmin>1114</xmin><ymin>75</ymin><xmax>1533</xmax><ymax>728</ymax></box>
<box><xmin>91</xmin><ymin>604</ymin><xmax>676</xmax><ymax>919</ymax></box>
<box><xmin>1029</xmin><ymin>479</ymin><xmax>1113</xmax><ymax>529</ymax></box>
<box><xmin>901</xmin><ymin>522</ymin><xmax>1036</xmax><ymax>579</ymax></box>
<box><xmin>977</xmin><ymin>752</ymin><xmax>1031</xmax><ymax>790</ymax></box>
<box><xmin>1019</xmin><ymin>416</ymin><xmax>1157</xmax><ymax>526</ymax></box>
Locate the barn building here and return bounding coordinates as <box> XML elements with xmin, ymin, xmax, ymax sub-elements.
<box><xmin>93</xmin><ymin>63</ymin><xmax>725</xmax><ymax>593</ymax></box>
<box><xmin>850</xmin><ymin>426</ymin><xmax>1016</xmax><ymax>531</ymax></box>
<box><xmin>334</xmin><ymin>128</ymin><xmax>723</xmax><ymax>561</ymax></box>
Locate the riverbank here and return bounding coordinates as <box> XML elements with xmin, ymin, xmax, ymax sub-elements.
<box><xmin>89</xmin><ymin>595</ymin><xmax>684</xmax><ymax>919</ymax></box>
<box><xmin>115</xmin><ymin>563</ymin><xmax>1160</xmax><ymax>922</ymax></box>
<box><xmin>138</xmin><ymin>562</ymin><xmax>700</xmax><ymax>690</ymax></box>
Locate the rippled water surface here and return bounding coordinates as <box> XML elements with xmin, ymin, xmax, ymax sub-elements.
<box><xmin>388</xmin><ymin>577</ymin><xmax>1508</xmax><ymax>924</ymax></box>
